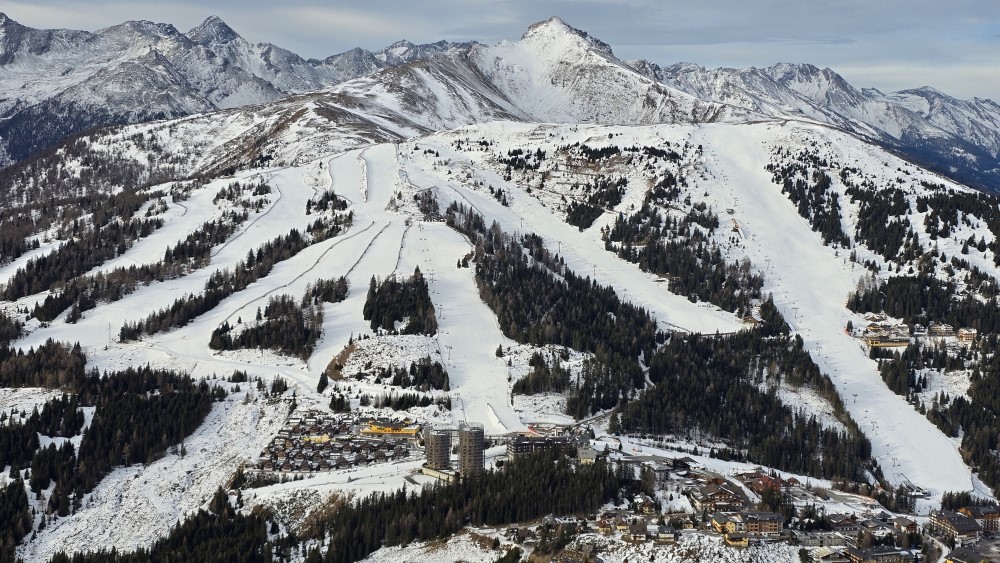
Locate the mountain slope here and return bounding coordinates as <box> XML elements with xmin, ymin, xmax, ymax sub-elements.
<box><xmin>0</xmin><ymin>13</ymin><xmax>471</xmax><ymax>165</ymax></box>
<box><xmin>469</xmin><ymin>18</ymin><xmax>742</xmax><ymax>124</ymax></box>
<box><xmin>630</xmin><ymin>59</ymin><xmax>1000</xmax><ymax>191</ymax></box>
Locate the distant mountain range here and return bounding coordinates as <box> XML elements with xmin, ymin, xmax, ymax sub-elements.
<box><xmin>1</xmin><ymin>14</ymin><xmax>999</xmax><ymax>190</ymax></box>
<box><xmin>629</xmin><ymin>59</ymin><xmax>1000</xmax><ymax>190</ymax></box>
<box><xmin>0</xmin><ymin>12</ymin><xmax>472</xmax><ymax>164</ymax></box>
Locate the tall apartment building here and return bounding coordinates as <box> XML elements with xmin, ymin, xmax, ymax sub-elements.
<box><xmin>458</xmin><ymin>422</ymin><xmax>484</xmax><ymax>476</ymax></box>
<box><xmin>424</xmin><ymin>426</ymin><xmax>452</xmax><ymax>470</ymax></box>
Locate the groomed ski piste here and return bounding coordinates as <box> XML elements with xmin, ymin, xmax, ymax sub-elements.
<box><xmin>5</xmin><ymin>118</ymin><xmax>996</xmax><ymax>560</ymax></box>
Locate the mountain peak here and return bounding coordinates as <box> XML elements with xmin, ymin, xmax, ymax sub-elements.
<box><xmin>99</xmin><ymin>19</ymin><xmax>180</xmax><ymax>39</ymax></box>
<box><xmin>900</xmin><ymin>85</ymin><xmax>948</xmax><ymax>98</ymax></box>
<box><xmin>0</xmin><ymin>12</ymin><xmax>27</xmax><ymax>32</ymax></box>
<box><xmin>522</xmin><ymin>17</ymin><xmax>613</xmax><ymax>55</ymax></box>
<box><xmin>188</xmin><ymin>15</ymin><xmax>240</xmax><ymax>44</ymax></box>
<box><xmin>386</xmin><ymin>39</ymin><xmax>415</xmax><ymax>49</ymax></box>
<box><xmin>188</xmin><ymin>16</ymin><xmax>239</xmax><ymax>45</ymax></box>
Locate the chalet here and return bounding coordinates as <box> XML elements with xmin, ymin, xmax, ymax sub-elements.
<box><xmin>633</xmin><ymin>495</ymin><xmax>657</xmax><ymax>515</ymax></box>
<box><xmin>813</xmin><ymin>547</ymin><xmax>851</xmax><ymax>563</ymax></box>
<box><xmin>930</xmin><ymin>510</ymin><xmax>982</xmax><ymax>546</ymax></box>
<box><xmin>795</xmin><ymin>531</ymin><xmax>847</xmax><ymax>548</ymax></box>
<box><xmin>748</xmin><ymin>475</ymin><xmax>783</xmax><ymax>495</ymax></box>
<box><xmin>656</xmin><ymin>526</ymin><xmax>678</xmax><ymax>543</ymax></box>
<box><xmin>929</xmin><ymin>323</ymin><xmax>956</xmax><ymax>337</ymax></box>
<box><xmin>691</xmin><ymin>483</ymin><xmax>746</xmax><ymax>512</ymax></box>
<box><xmin>959</xmin><ymin>506</ymin><xmax>1000</xmax><ymax>533</ymax></box>
<box><xmin>710</xmin><ymin>513</ymin><xmax>730</xmax><ymax>533</ymax></box>
<box><xmin>577</xmin><ymin>446</ymin><xmax>598</xmax><ymax>465</ymax></box>
<box><xmin>958</xmin><ymin>328</ymin><xmax>978</xmax><ymax>343</ymax></box>
<box><xmin>844</xmin><ymin>546</ymin><xmax>907</xmax><ymax>563</ymax></box>
<box><xmin>628</xmin><ymin>521</ymin><xmax>648</xmax><ymax>542</ymax></box>
<box><xmin>864</xmin><ymin>334</ymin><xmax>910</xmax><ymax>348</ymax></box>
<box><xmin>828</xmin><ymin>514</ymin><xmax>861</xmax><ymax>535</ymax></box>
<box><xmin>672</xmin><ymin>456</ymin><xmax>698</xmax><ymax>470</ymax></box>
<box><xmin>596</xmin><ymin>520</ymin><xmax>613</xmax><ymax>534</ymax></box>
<box><xmin>512</xmin><ymin>527</ymin><xmax>536</xmax><ymax>543</ymax></box>
<box><xmin>890</xmin><ymin>516</ymin><xmax>918</xmax><ymax>535</ymax></box>
<box><xmin>507</xmin><ymin>435</ymin><xmax>572</xmax><ymax>459</ymax></box>
<box><xmin>650</xmin><ymin>462</ymin><xmax>672</xmax><ymax>483</ymax></box>
<box><xmin>614</xmin><ymin>517</ymin><xmax>629</xmax><ymax>532</ymax></box>
<box><xmin>859</xmin><ymin>518</ymin><xmax>895</xmax><ymax>539</ymax></box>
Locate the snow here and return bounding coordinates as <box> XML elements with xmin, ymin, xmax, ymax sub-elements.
<box><xmin>8</xmin><ymin>115</ymin><xmax>999</xmax><ymax>556</ymax></box>
<box><xmin>20</xmin><ymin>389</ymin><xmax>287</xmax><ymax>561</ymax></box>
<box><xmin>357</xmin><ymin>531</ymin><xmax>503</xmax><ymax>563</ymax></box>
<box><xmin>689</xmin><ymin>121</ymin><xmax>978</xmax><ymax>498</ymax></box>
<box><xmin>0</xmin><ymin>388</ymin><xmax>63</xmax><ymax>423</ymax></box>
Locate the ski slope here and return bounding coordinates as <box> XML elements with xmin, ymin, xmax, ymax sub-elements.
<box><xmin>9</xmin><ymin>118</ymin><xmax>997</xmax><ymax>557</ymax></box>
<box><xmin>692</xmin><ymin>122</ymin><xmax>978</xmax><ymax>496</ymax></box>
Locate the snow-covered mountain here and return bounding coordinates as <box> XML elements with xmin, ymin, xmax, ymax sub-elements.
<box><xmin>629</xmin><ymin>59</ymin><xmax>1000</xmax><ymax>191</ymax></box>
<box><xmin>6</xmin><ymin>12</ymin><xmax>998</xmax><ymax>193</ymax></box>
<box><xmin>467</xmin><ymin>17</ymin><xmax>740</xmax><ymax>125</ymax></box>
<box><xmin>7</xmin><ymin>106</ymin><xmax>998</xmax><ymax>561</ymax></box>
<box><xmin>8</xmin><ymin>16</ymin><xmax>1000</xmax><ymax>561</ymax></box>
<box><xmin>0</xmin><ymin>12</ymin><xmax>473</xmax><ymax>164</ymax></box>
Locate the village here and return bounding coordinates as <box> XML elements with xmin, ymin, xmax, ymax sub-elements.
<box><xmin>250</xmin><ymin>412</ymin><xmax>1000</xmax><ymax>562</ymax></box>
<box><xmin>254</xmin><ymin>412</ymin><xmax>420</xmax><ymax>473</ymax></box>
<box><xmin>489</xmin><ymin>446</ymin><xmax>1000</xmax><ymax>563</ymax></box>
<box><xmin>854</xmin><ymin>312</ymin><xmax>978</xmax><ymax>349</ymax></box>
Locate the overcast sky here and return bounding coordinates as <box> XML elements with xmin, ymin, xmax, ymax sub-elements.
<box><xmin>6</xmin><ymin>0</ymin><xmax>1000</xmax><ymax>101</ymax></box>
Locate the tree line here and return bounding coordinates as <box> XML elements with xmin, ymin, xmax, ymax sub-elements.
<box><xmin>3</xmin><ymin>195</ymin><xmax>166</xmax><ymax>301</ymax></box>
<box><xmin>303</xmin><ymin>450</ymin><xmax>620</xmax><ymax>563</ymax></box>
<box><xmin>446</xmin><ymin>200</ymin><xmax>659</xmax><ymax>417</ymax></box>
<box><xmin>369</xmin><ymin>356</ymin><xmax>449</xmax><ymax>391</ymax></box>
<box><xmin>619</xmin><ymin>329</ymin><xmax>872</xmax><ymax>481</ymax></box>
<box><xmin>120</xmin><ymin>217</ymin><xmax>350</xmax><ymax>341</ymax></box>
<box><xmin>848</xmin><ymin>270</ymin><xmax>1000</xmax><ymax>332</ymax></box>
<box><xmin>210</xmin><ymin>293</ymin><xmax>324</xmax><ymax>360</ymax></box>
<box><xmin>512</xmin><ymin>351</ymin><xmax>571</xmax><ymax>395</ymax></box>
<box><xmin>32</xmin><ymin>210</ymin><xmax>248</xmax><ymax>322</ymax></box>
<box><xmin>603</xmin><ymin>194</ymin><xmax>762</xmax><ymax>315</ymax></box>
<box><xmin>363</xmin><ymin>267</ymin><xmax>437</xmax><ymax>335</ymax></box>
<box><xmin>767</xmin><ymin>156</ymin><xmax>850</xmax><ymax>247</ymax></box>
<box><xmin>1</xmin><ymin>361</ymin><xmax>227</xmax><ymax>553</ymax></box>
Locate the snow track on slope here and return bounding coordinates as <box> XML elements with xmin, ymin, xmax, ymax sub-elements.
<box><xmin>693</xmin><ymin>122</ymin><xmax>975</xmax><ymax>497</ymax></box>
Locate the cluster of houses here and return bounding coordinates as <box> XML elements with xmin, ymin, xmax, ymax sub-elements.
<box><xmin>485</xmin><ymin>446</ymin><xmax>1000</xmax><ymax>562</ymax></box>
<box><xmin>805</xmin><ymin>506</ymin><xmax>1000</xmax><ymax>562</ymax></box>
<box><xmin>859</xmin><ymin>313</ymin><xmax>979</xmax><ymax>348</ymax></box>
<box><xmin>256</xmin><ymin>412</ymin><xmax>415</xmax><ymax>474</ymax></box>
<box><xmin>593</xmin><ymin>512</ymin><xmax>684</xmax><ymax>543</ymax></box>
